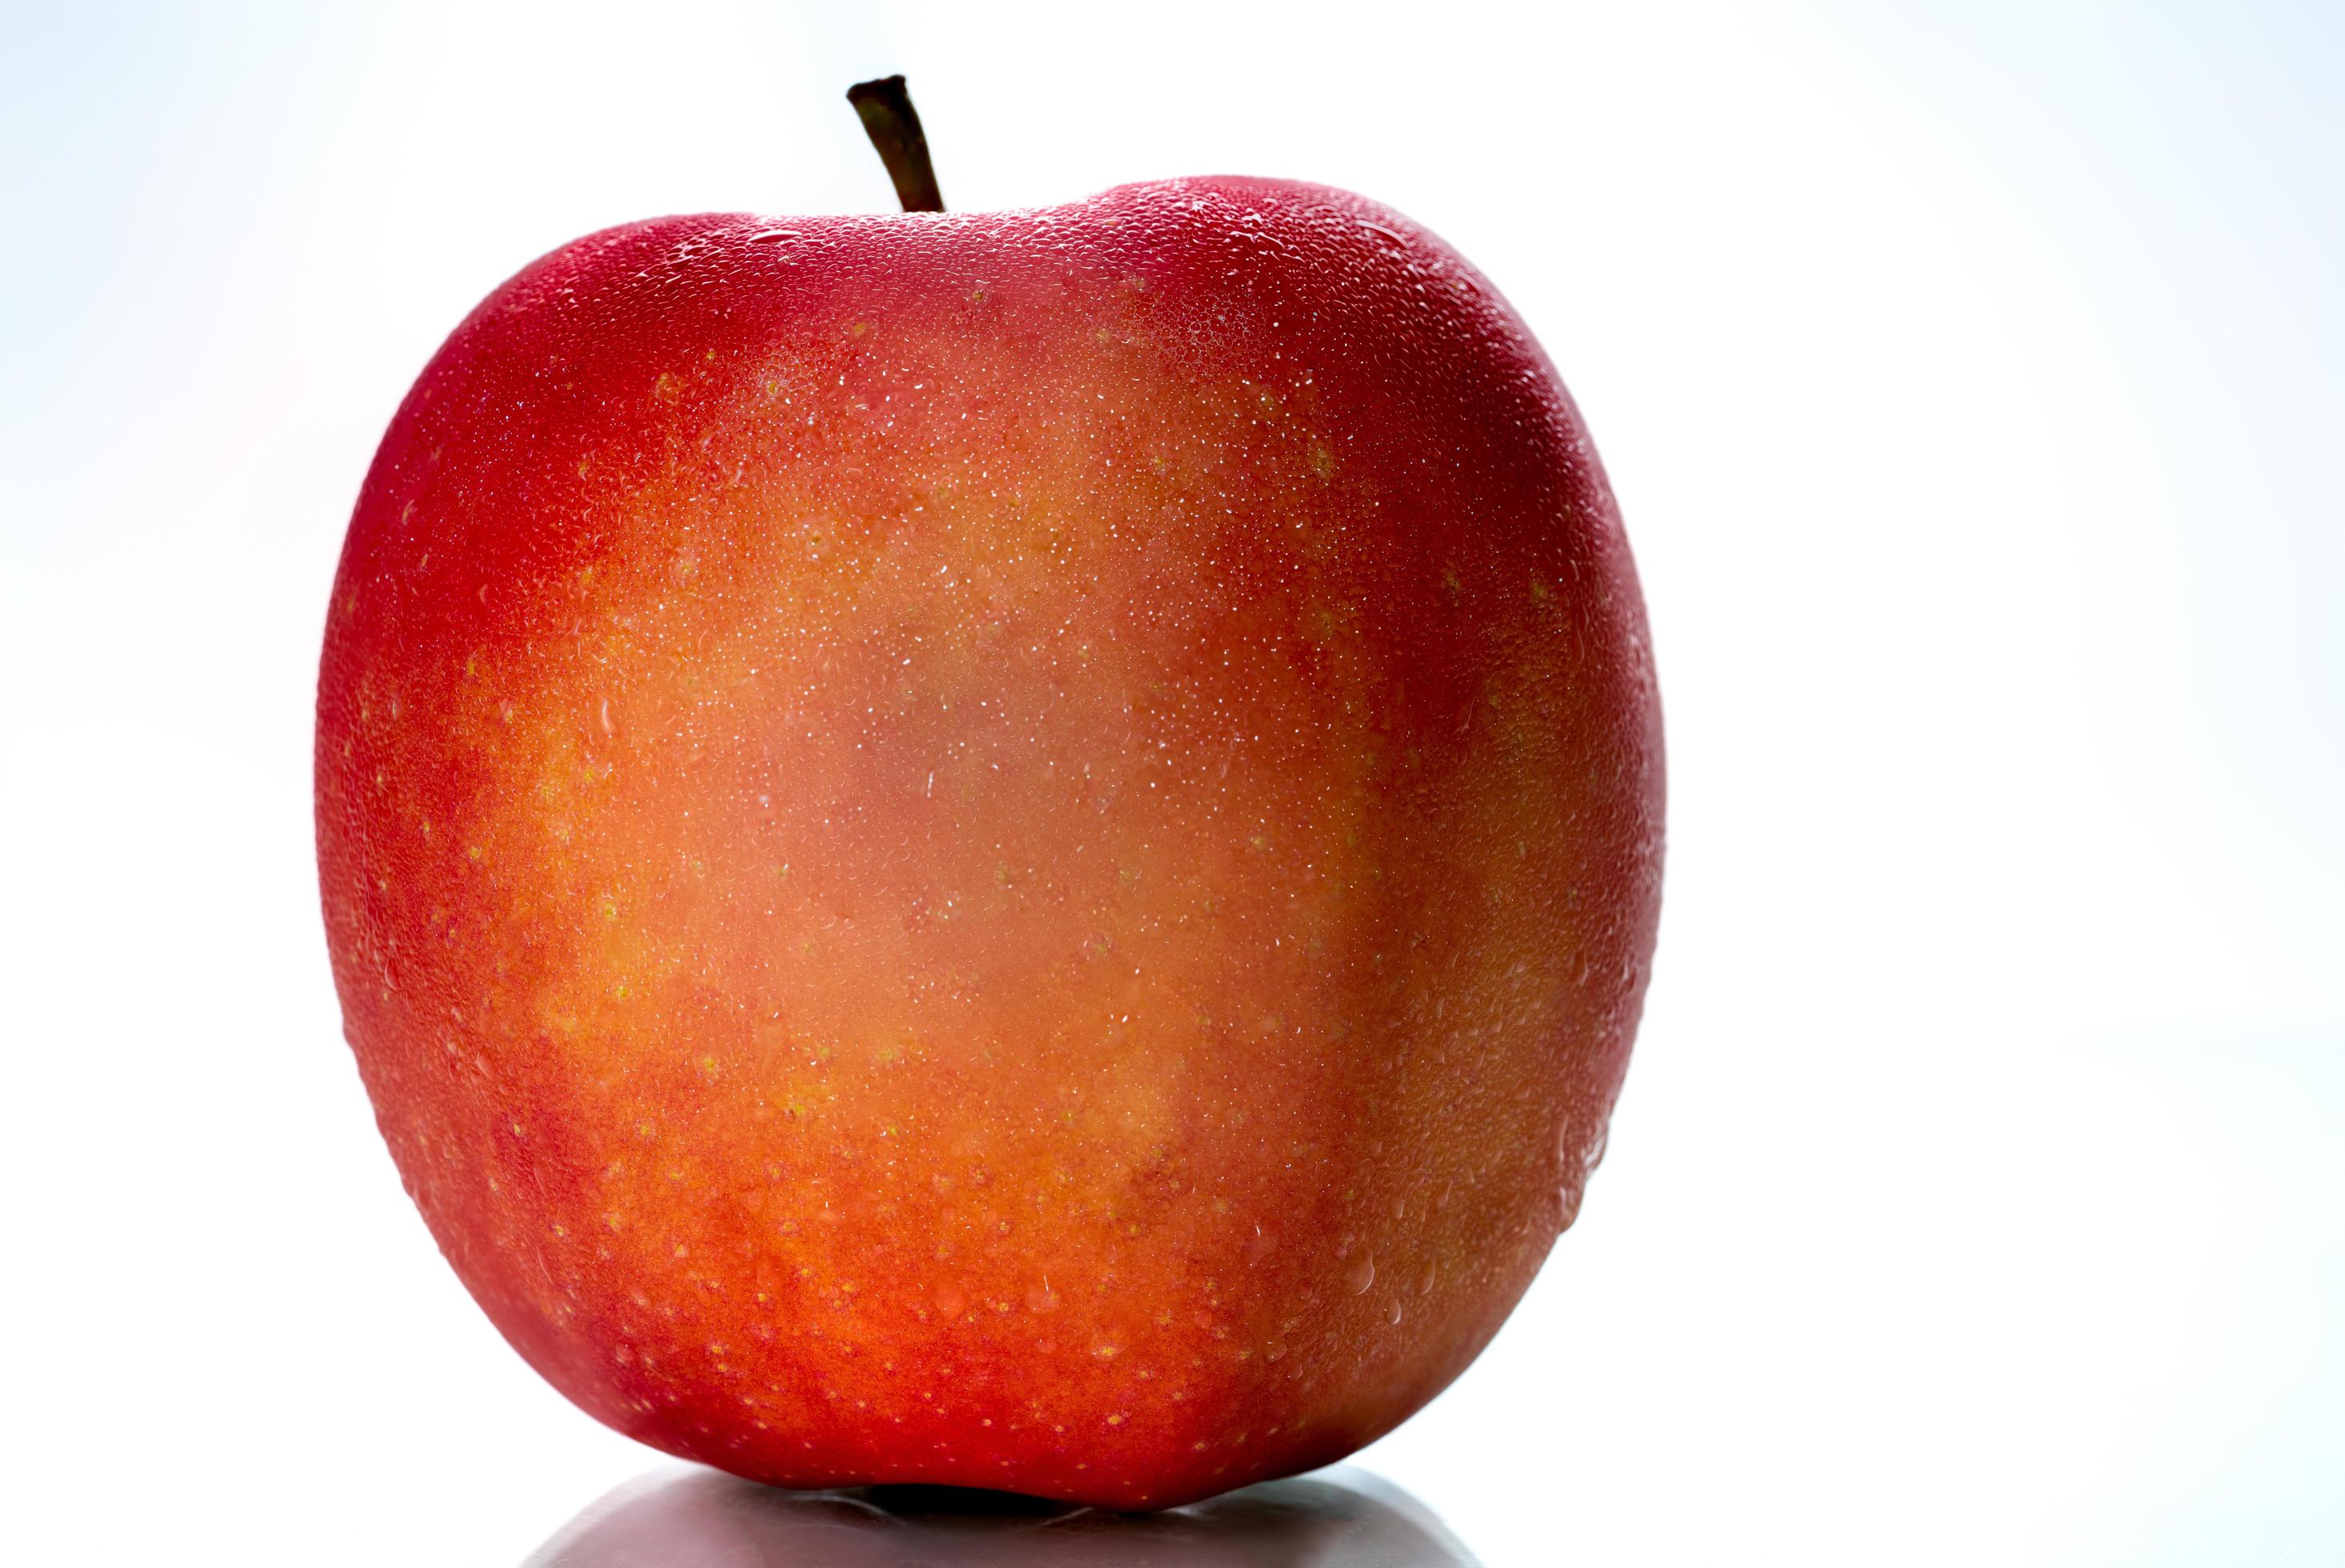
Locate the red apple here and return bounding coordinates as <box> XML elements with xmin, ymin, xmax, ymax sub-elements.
<box><xmin>317</xmin><ymin>95</ymin><xmax>1661</xmax><ymax>1510</ymax></box>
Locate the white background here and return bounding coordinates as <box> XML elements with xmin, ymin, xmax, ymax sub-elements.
<box><xmin>3</xmin><ymin>2</ymin><xmax>2339</xmax><ymax>1563</ymax></box>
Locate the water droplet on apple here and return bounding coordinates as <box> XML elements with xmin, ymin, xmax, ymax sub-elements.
<box><xmin>1555</xmin><ymin>1180</ymin><xmax>1584</xmax><ymax>1234</ymax></box>
<box><xmin>1346</xmin><ymin>1252</ymin><xmax>1375</xmax><ymax>1294</ymax></box>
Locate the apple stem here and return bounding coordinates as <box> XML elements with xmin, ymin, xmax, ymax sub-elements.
<box><xmin>847</xmin><ymin>76</ymin><xmax>945</xmax><ymax>214</ymax></box>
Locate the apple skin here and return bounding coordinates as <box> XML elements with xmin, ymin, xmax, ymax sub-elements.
<box><xmin>316</xmin><ymin>176</ymin><xmax>1662</xmax><ymax>1509</ymax></box>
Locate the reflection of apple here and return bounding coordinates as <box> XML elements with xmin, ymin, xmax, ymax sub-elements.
<box><xmin>316</xmin><ymin>82</ymin><xmax>1661</xmax><ymax>1509</ymax></box>
<box><xmin>525</xmin><ymin>1466</ymin><xmax>1476</xmax><ymax>1566</ymax></box>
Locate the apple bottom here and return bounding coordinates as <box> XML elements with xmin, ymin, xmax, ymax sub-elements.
<box><xmin>438</xmin><ymin>1157</ymin><xmax>1567</xmax><ymax>1511</ymax></box>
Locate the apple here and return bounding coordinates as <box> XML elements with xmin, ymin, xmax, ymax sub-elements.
<box><xmin>317</xmin><ymin>79</ymin><xmax>1662</xmax><ymax>1510</ymax></box>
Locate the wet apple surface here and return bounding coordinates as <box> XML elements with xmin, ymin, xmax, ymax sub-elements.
<box><xmin>316</xmin><ymin>175</ymin><xmax>1662</xmax><ymax>1508</ymax></box>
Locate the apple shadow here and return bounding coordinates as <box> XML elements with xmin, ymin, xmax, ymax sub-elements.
<box><xmin>522</xmin><ymin>1464</ymin><xmax>1481</xmax><ymax>1566</ymax></box>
